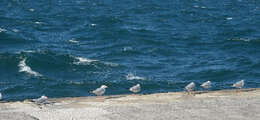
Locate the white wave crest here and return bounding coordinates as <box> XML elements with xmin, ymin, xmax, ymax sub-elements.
<box><xmin>23</xmin><ymin>50</ymin><xmax>36</xmax><ymax>53</ymax></box>
<box><xmin>18</xmin><ymin>59</ymin><xmax>42</xmax><ymax>77</ymax></box>
<box><xmin>123</xmin><ymin>47</ymin><xmax>133</xmax><ymax>51</ymax></box>
<box><xmin>0</xmin><ymin>28</ymin><xmax>7</xmax><ymax>32</ymax></box>
<box><xmin>68</xmin><ymin>38</ymin><xmax>79</xmax><ymax>43</ymax></box>
<box><xmin>226</xmin><ymin>17</ymin><xmax>233</xmax><ymax>20</ymax></box>
<box><xmin>35</xmin><ymin>21</ymin><xmax>43</xmax><ymax>24</ymax></box>
<box><xmin>29</xmin><ymin>8</ymin><xmax>35</xmax><ymax>12</ymax></box>
<box><xmin>126</xmin><ymin>73</ymin><xmax>145</xmax><ymax>80</ymax></box>
<box><xmin>12</xmin><ymin>29</ymin><xmax>19</xmax><ymax>32</ymax></box>
<box><xmin>15</xmin><ymin>50</ymin><xmax>36</xmax><ymax>54</ymax></box>
<box><xmin>104</xmin><ymin>62</ymin><xmax>119</xmax><ymax>67</ymax></box>
<box><xmin>74</xmin><ymin>57</ymin><xmax>98</xmax><ymax>65</ymax></box>
<box><xmin>73</xmin><ymin>56</ymin><xmax>119</xmax><ymax>67</ymax></box>
<box><xmin>231</xmin><ymin>38</ymin><xmax>251</xmax><ymax>42</ymax></box>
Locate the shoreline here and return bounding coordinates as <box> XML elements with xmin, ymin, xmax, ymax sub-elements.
<box><xmin>0</xmin><ymin>88</ymin><xmax>260</xmax><ymax>120</ymax></box>
<box><xmin>2</xmin><ymin>88</ymin><xmax>258</xmax><ymax>102</ymax></box>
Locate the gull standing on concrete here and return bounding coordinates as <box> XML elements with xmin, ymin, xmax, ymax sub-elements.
<box><xmin>32</xmin><ymin>95</ymin><xmax>48</xmax><ymax>104</ymax></box>
<box><xmin>129</xmin><ymin>84</ymin><xmax>141</xmax><ymax>94</ymax></box>
<box><xmin>185</xmin><ymin>82</ymin><xmax>196</xmax><ymax>95</ymax></box>
<box><xmin>92</xmin><ymin>85</ymin><xmax>108</xmax><ymax>97</ymax></box>
<box><xmin>232</xmin><ymin>80</ymin><xmax>245</xmax><ymax>90</ymax></box>
<box><xmin>200</xmin><ymin>81</ymin><xmax>211</xmax><ymax>91</ymax></box>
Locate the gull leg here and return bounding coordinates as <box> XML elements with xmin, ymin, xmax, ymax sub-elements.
<box><xmin>239</xmin><ymin>88</ymin><xmax>243</xmax><ymax>93</ymax></box>
<box><xmin>191</xmin><ymin>91</ymin><xmax>195</xmax><ymax>96</ymax></box>
<box><xmin>205</xmin><ymin>89</ymin><xmax>209</xmax><ymax>93</ymax></box>
<box><xmin>97</xmin><ymin>96</ymin><xmax>103</xmax><ymax>101</ymax></box>
<box><xmin>235</xmin><ymin>89</ymin><xmax>240</xmax><ymax>93</ymax></box>
<box><xmin>235</xmin><ymin>88</ymin><xmax>242</xmax><ymax>95</ymax></box>
<box><xmin>187</xmin><ymin>91</ymin><xmax>192</xmax><ymax>96</ymax></box>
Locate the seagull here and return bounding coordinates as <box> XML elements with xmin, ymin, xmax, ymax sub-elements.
<box><xmin>232</xmin><ymin>80</ymin><xmax>245</xmax><ymax>89</ymax></box>
<box><xmin>0</xmin><ymin>92</ymin><xmax>2</xmax><ymax>100</ymax></box>
<box><xmin>32</xmin><ymin>95</ymin><xmax>48</xmax><ymax>104</ymax></box>
<box><xmin>92</xmin><ymin>85</ymin><xmax>108</xmax><ymax>96</ymax></box>
<box><xmin>200</xmin><ymin>81</ymin><xmax>211</xmax><ymax>90</ymax></box>
<box><xmin>185</xmin><ymin>82</ymin><xmax>196</xmax><ymax>95</ymax></box>
<box><xmin>129</xmin><ymin>84</ymin><xmax>141</xmax><ymax>94</ymax></box>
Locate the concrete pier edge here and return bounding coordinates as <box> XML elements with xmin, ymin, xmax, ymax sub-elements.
<box><xmin>0</xmin><ymin>88</ymin><xmax>260</xmax><ymax>120</ymax></box>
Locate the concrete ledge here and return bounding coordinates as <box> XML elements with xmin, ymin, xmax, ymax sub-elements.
<box><xmin>1</xmin><ymin>88</ymin><xmax>260</xmax><ymax>120</ymax></box>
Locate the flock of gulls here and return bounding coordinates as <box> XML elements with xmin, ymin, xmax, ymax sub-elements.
<box><xmin>0</xmin><ymin>80</ymin><xmax>245</xmax><ymax>103</ymax></box>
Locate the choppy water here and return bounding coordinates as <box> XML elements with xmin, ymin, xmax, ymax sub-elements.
<box><xmin>1</xmin><ymin>0</ymin><xmax>260</xmax><ymax>100</ymax></box>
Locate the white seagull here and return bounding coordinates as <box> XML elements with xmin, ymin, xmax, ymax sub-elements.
<box><xmin>129</xmin><ymin>84</ymin><xmax>141</xmax><ymax>94</ymax></box>
<box><xmin>92</xmin><ymin>85</ymin><xmax>108</xmax><ymax>96</ymax></box>
<box><xmin>200</xmin><ymin>81</ymin><xmax>211</xmax><ymax>90</ymax></box>
<box><xmin>32</xmin><ymin>95</ymin><xmax>48</xmax><ymax>104</ymax></box>
<box><xmin>0</xmin><ymin>92</ymin><xmax>2</xmax><ymax>100</ymax></box>
<box><xmin>232</xmin><ymin>80</ymin><xmax>245</xmax><ymax>89</ymax></box>
<box><xmin>185</xmin><ymin>82</ymin><xmax>196</xmax><ymax>95</ymax></box>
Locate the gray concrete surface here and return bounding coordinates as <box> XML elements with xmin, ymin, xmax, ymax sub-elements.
<box><xmin>0</xmin><ymin>88</ymin><xmax>260</xmax><ymax>120</ymax></box>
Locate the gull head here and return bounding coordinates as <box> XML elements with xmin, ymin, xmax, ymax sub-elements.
<box><xmin>101</xmin><ymin>85</ymin><xmax>108</xmax><ymax>89</ymax></box>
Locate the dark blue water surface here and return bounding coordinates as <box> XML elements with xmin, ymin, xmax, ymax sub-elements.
<box><xmin>0</xmin><ymin>0</ymin><xmax>260</xmax><ymax>100</ymax></box>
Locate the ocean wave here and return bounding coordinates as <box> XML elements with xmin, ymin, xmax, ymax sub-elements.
<box><xmin>12</xmin><ymin>29</ymin><xmax>19</xmax><ymax>32</ymax></box>
<box><xmin>104</xmin><ymin>62</ymin><xmax>119</xmax><ymax>67</ymax></box>
<box><xmin>91</xmin><ymin>23</ymin><xmax>96</xmax><ymax>26</ymax></box>
<box><xmin>73</xmin><ymin>57</ymin><xmax>98</xmax><ymax>65</ymax></box>
<box><xmin>0</xmin><ymin>28</ymin><xmax>7</xmax><ymax>32</ymax></box>
<box><xmin>226</xmin><ymin>17</ymin><xmax>233</xmax><ymax>20</ymax></box>
<box><xmin>68</xmin><ymin>81</ymin><xmax>84</xmax><ymax>85</ymax></box>
<box><xmin>123</xmin><ymin>46</ymin><xmax>133</xmax><ymax>52</ymax></box>
<box><xmin>23</xmin><ymin>50</ymin><xmax>36</xmax><ymax>53</ymax></box>
<box><xmin>29</xmin><ymin>8</ymin><xmax>35</xmax><ymax>12</ymax></box>
<box><xmin>73</xmin><ymin>56</ymin><xmax>119</xmax><ymax>67</ymax></box>
<box><xmin>126</xmin><ymin>73</ymin><xmax>146</xmax><ymax>80</ymax></box>
<box><xmin>68</xmin><ymin>38</ymin><xmax>79</xmax><ymax>43</ymax></box>
<box><xmin>18</xmin><ymin>58</ymin><xmax>42</xmax><ymax>77</ymax></box>
<box><xmin>35</xmin><ymin>21</ymin><xmax>44</xmax><ymax>25</ymax></box>
<box><xmin>15</xmin><ymin>50</ymin><xmax>36</xmax><ymax>54</ymax></box>
<box><xmin>230</xmin><ymin>38</ymin><xmax>251</xmax><ymax>42</ymax></box>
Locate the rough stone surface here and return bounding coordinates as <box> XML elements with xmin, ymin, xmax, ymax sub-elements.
<box><xmin>0</xmin><ymin>112</ymin><xmax>38</xmax><ymax>120</ymax></box>
<box><xmin>0</xmin><ymin>88</ymin><xmax>260</xmax><ymax>120</ymax></box>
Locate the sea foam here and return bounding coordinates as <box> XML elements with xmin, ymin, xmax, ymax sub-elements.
<box><xmin>126</xmin><ymin>73</ymin><xmax>145</xmax><ymax>80</ymax></box>
<box><xmin>18</xmin><ymin>59</ymin><xmax>42</xmax><ymax>77</ymax></box>
<box><xmin>73</xmin><ymin>56</ymin><xmax>119</xmax><ymax>67</ymax></box>
<box><xmin>74</xmin><ymin>57</ymin><xmax>98</xmax><ymax>65</ymax></box>
<box><xmin>0</xmin><ymin>28</ymin><xmax>7</xmax><ymax>32</ymax></box>
<box><xmin>68</xmin><ymin>38</ymin><xmax>79</xmax><ymax>43</ymax></box>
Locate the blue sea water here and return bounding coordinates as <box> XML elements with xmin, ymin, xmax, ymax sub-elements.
<box><xmin>0</xmin><ymin>0</ymin><xmax>260</xmax><ymax>101</ymax></box>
